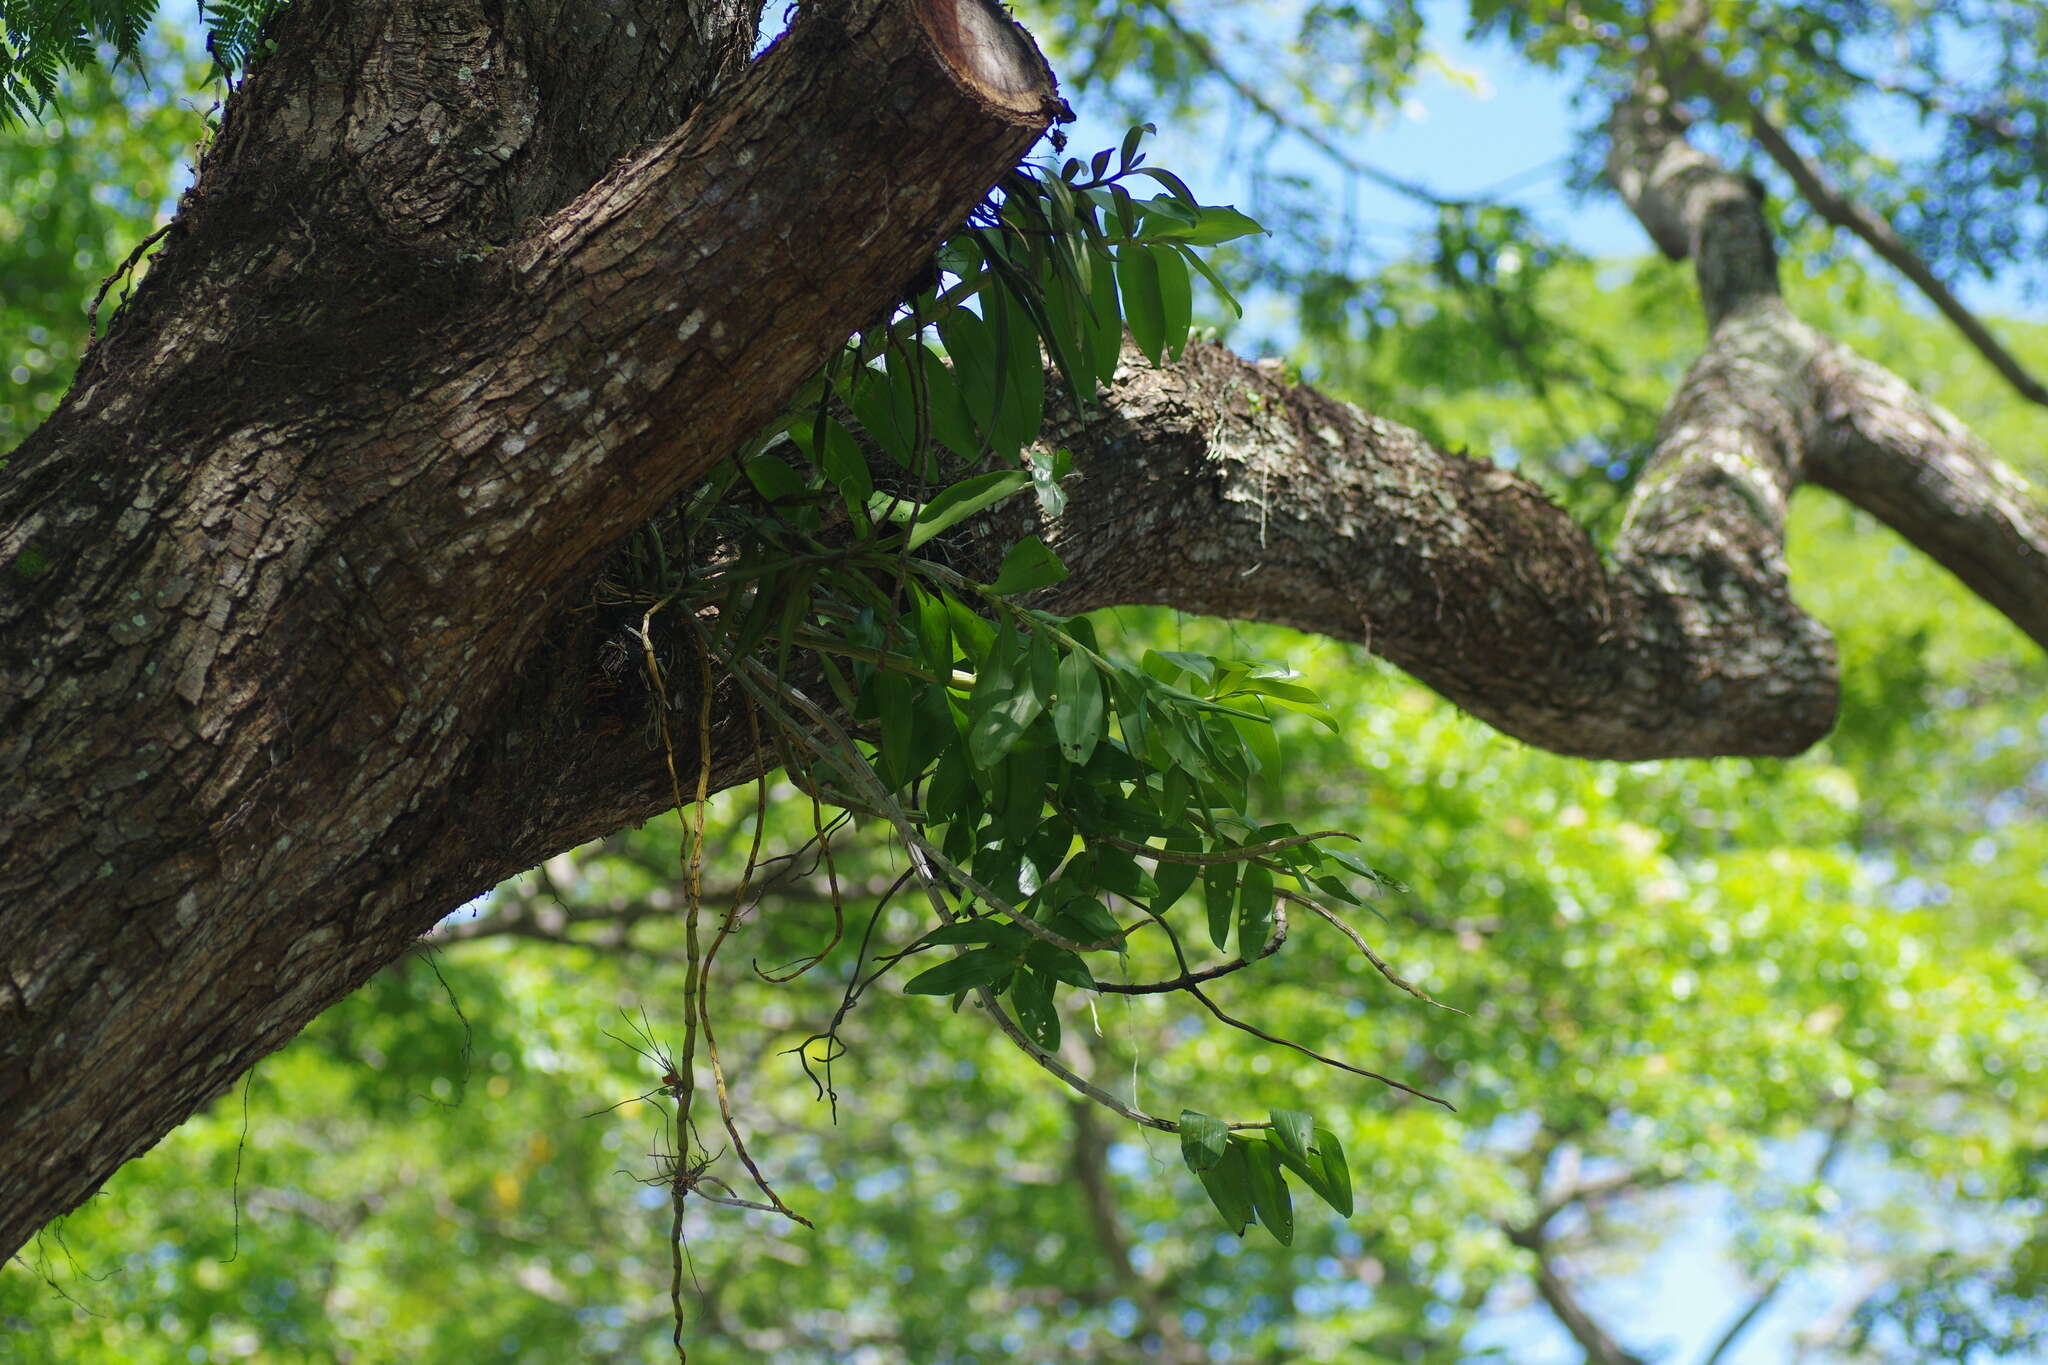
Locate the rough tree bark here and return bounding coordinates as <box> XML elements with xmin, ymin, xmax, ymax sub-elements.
<box><xmin>2</xmin><ymin>0</ymin><xmax>2044</xmax><ymax>1264</ymax></box>
<box><xmin>0</xmin><ymin>0</ymin><xmax>1061</xmax><ymax>1257</ymax></box>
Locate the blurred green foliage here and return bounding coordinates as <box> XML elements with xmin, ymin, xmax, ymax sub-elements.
<box><xmin>1</xmin><ymin>0</ymin><xmax>273</xmax><ymax>123</ymax></box>
<box><xmin>4</xmin><ymin>2</ymin><xmax>2047</xmax><ymax>1363</ymax></box>
<box><xmin>0</xmin><ymin>27</ymin><xmax>206</xmax><ymax>445</ymax></box>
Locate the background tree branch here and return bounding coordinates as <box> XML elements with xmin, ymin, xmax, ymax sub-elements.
<box><xmin>1686</xmin><ymin>58</ymin><xmax>2048</xmax><ymax>408</ymax></box>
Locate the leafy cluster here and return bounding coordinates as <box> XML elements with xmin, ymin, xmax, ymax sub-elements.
<box><xmin>1</xmin><ymin>0</ymin><xmax>277</xmax><ymax>124</ymax></box>
<box><xmin>1177</xmin><ymin>1106</ymin><xmax>1352</xmax><ymax>1245</ymax></box>
<box><xmin>606</xmin><ymin>128</ymin><xmax>1423</xmax><ymax>1246</ymax></box>
<box><xmin>0</xmin><ymin>0</ymin><xmax>151</xmax><ymax>124</ymax></box>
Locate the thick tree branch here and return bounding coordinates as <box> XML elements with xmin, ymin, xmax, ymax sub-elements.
<box><xmin>1605</xmin><ymin>66</ymin><xmax>2048</xmax><ymax>655</ymax></box>
<box><xmin>1808</xmin><ymin>345</ymin><xmax>2048</xmax><ymax>648</ymax></box>
<box><xmin>0</xmin><ymin>0</ymin><xmax>1058</xmax><ymax>1260</ymax></box>
<box><xmin>422</xmin><ymin>0</ymin><xmax>1062</xmax><ymax>615</ymax></box>
<box><xmin>1606</xmin><ymin>67</ymin><xmax>1781</xmax><ymax>327</ymax></box>
<box><xmin>1027</xmin><ymin>337</ymin><xmax>1841</xmax><ymax>760</ymax></box>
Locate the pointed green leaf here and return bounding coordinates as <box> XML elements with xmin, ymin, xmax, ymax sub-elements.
<box><xmin>1053</xmin><ymin>646</ymin><xmax>1106</xmax><ymax>765</ymax></box>
<box><xmin>742</xmin><ymin>453</ymin><xmax>808</xmax><ymax>504</ymax></box>
<box><xmin>921</xmin><ymin>919</ymin><xmax>1027</xmax><ymax>948</ymax></box>
<box><xmin>1075</xmin><ymin>845</ymin><xmax>1157</xmax><ymax>903</ymax></box>
<box><xmin>995</xmin><ymin>743</ymin><xmax>1049</xmax><ymax>842</ymax></box>
<box><xmin>1149</xmin><ymin>650</ymin><xmax>1217</xmax><ymax>688</ymax></box>
<box><xmin>1246</xmin><ymin>1139</ymin><xmax>1294</xmax><ymax>1246</ymax></box>
<box><xmin>1178</xmin><ymin>1110</ymin><xmax>1228</xmax><ymax>1172</ymax></box>
<box><xmin>990</xmin><ymin>284</ymin><xmax>1045</xmax><ymax>457</ymax></box>
<box><xmin>1238</xmin><ymin>861</ymin><xmax>1276</xmax><ymax>953</ymax></box>
<box><xmin>911</xmin><ymin>584</ymin><xmax>953</xmax><ymax>675</ymax></box>
<box><xmin>1179</xmin><ymin>243</ymin><xmax>1245</xmax><ymax>318</ymax></box>
<box><xmin>1132</xmin><ymin>167</ymin><xmax>1199</xmax><ymax>205</ymax></box>
<box><xmin>1270</xmin><ymin>1109</ymin><xmax>1316</xmax><ymax>1168</ymax></box>
<box><xmin>1039</xmin><ymin>271</ymin><xmax>1098</xmax><ymax>406</ymax></box>
<box><xmin>845</xmin><ymin>362</ymin><xmax>913</xmax><ymax>467</ymax></box>
<box><xmin>937</xmin><ymin>303</ymin><xmax>1003</xmax><ymax>454</ymax></box>
<box><xmin>1009</xmin><ymin>968</ymin><xmax>1060</xmax><ymax>1050</ymax></box>
<box><xmin>1204</xmin><ymin>862</ymin><xmax>1237</xmax><ymax>953</ymax></box>
<box><xmin>872</xmin><ymin>667</ymin><xmax>916</xmax><ymax>789</ymax></box>
<box><xmin>1329</xmin><ymin>848</ymin><xmax>1384</xmax><ymax>882</ymax></box>
<box><xmin>1151</xmin><ymin>836</ymin><xmax>1202</xmax><ymax>914</ymax></box>
<box><xmin>909</xmin><ymin>470</ymin><xmax>1031</xmax><ymax>550</ymax></box>
<box><xmin>943</xmin><ymin>595</ymin><xmax>998</xmax><ymax>665</ymax></box>
<box><xmin>1050</xmin><ymin>895</ymin><xmax>1122</xmax><ymax>945</ymax></box>
<box><xmin>1085</xmin><ymin>247</ymin><xmax>1125</xmax><ymax>382</ymax></box>
<box><xmin>1272</xmin><ymin>1122</ymin><xmax>1354</xmax><ymax>1218</ymax></box>
<box><xmin>804</xmin><ymin>415</ymin><xmax>871</xmax><ymax>522</ymax></box>
<box><xmin>1197</xmin><ymin>1139</ymin><xmax>1256</xmax><ymax>1235</ymax></box>
<box><xmin>1153</xmin><ymin>243</ymin><xmax>1193</xmax><ymax>359</ymax></box>
<box><xmin>918</xmin><ymin>342</ymin><xmax>985</xmax><ymax>462</ymax></box>
<box><xmin>1027</xmin><ymin>629</ymin><xmax>1060</xmax><ymax>715</ymax></box>
<box><xmin>990</xmin><ymin>535</ymin><xmax>1069</xmax><ymax>596</ymax></box>
<box><xmin>1119</xmin><ymin>122</ymin><xmax>1152</xmax><ymax>171</ymax></box>
<box><xmin>902</xmin><ymin>947</ymin><xmax>1019</xmax><ymax>995</ymax></box>
<box><xmin>1312</xmin><ymin>872</ymin><xmax>1364</xmax><ymax>906</ymax></box>
<box><xmin>1119</xmin><ymin>242</ymin><xmax>1166</xmax><ymax>364</ymax></box>
<box><xmin>926</xmin><ymin>736</ymin><xmax>972</xmax><ymax>830</ymax></box>
<box><xmin>967</xmin><ymin>620</ymin><xmax>1044</xmax><ymax>768</ymax></box>
<box><xmin>1145</xmin><ymin>204</ymin><xmax>1267</xmax><ymax>246</ymax></box>
<box><xmin>1024</xmin><ymin>941</ymin><xmax>1097</xmax><ymax>990</ymax></box>
<box><xmin>1310</xmin><ymin>1126</ymin><xmax>1354</xmax><ymax>1217</ymax></box>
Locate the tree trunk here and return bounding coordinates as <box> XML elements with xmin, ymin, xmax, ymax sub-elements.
<box><xmin>2</xmin><ymin>3</ymin><xmax>2044</xmax><ymax>1263</ymax></box>
<box><xmin>0</xmin><ymin>0</ymin><xmax>1058</xmax><ymax>1259</ymax></box>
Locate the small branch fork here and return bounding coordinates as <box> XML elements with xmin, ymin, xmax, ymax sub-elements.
<box><xmin>1682</xmin><ymin>57</ymin><xmax>2048</xmax><ymax>408</ymax></box>
<box><xmin>85</xmin><ymin>223</ymin><xmax>172</xmax><ymax>342</ymax></box>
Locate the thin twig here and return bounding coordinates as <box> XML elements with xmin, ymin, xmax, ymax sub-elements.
<box><xmin>1284</xmin><ymin>891</ymin><xmax>1463</xmax><ymax>1013</ymax></box>
<box><xmin>1091</xmin><ymin>902</ymin><xmax>1287</xmax><ymax>994</ymax></box>
<box><xmin>719</xmin><ymin>652</ymin><xmax>1119</xmax><ymax>958</ymax></box>
<box><xmin>1152</xmin><ymin>910</ymin><xmax>1452</xmax><ymax>1109</ymax></box>
<box><xmin>87</xmin><ymin>223</ymin><xmax>172</xmax><ymax>342</ymax></box>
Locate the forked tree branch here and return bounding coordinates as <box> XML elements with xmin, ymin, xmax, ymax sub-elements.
<box><xmin>1605</xmin><ymin>67</ymin><xmax>2048</xmax><ymax>651</ymax></box>
<box><xmin>1688</xmin><ymin>61</ymin><xmax>2048</xmax><ymax>408</ymax></box>
<box><xmin>0</xmin><ymin>0</ymin><xmax>1061</xmax><ymax>1260</ymax></box>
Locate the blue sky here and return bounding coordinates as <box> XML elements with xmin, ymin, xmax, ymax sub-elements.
<box><xmin>1055</xmin><ymin>0</ymin><xmax>2046</xmax><ymax>338</ymax></box>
